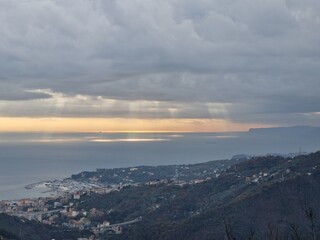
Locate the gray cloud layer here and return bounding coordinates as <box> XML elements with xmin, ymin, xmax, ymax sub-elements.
<box><xmin>0</xmin><ymin>0</ymin><xmax>320</xmax><ymax>126</ymax></box>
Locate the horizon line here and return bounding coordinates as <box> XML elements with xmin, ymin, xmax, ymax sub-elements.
<box><xmin>0</xmin><ymin>130</ymin><xmax>247</xmax><ymax>134</ymax></box>
<box><xmin>1</xmin><ymin>125</ymin><xmax>318</xmax><ymax>134</ymax></box>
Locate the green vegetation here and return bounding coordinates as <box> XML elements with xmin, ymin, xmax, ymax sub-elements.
<box><xmin>0</xmin><ymin>213</ymin><xmax>82</xmax><ymax>240</ymax></box>
<box><xmin>2</xmin><ymin>152</ymin><xmax>320</xmax><ymax>239</ymax></box>
<box><xmin>70</xmin><ymin>158</ymin><xmax>244</xmax><ymax>185</ymax></box>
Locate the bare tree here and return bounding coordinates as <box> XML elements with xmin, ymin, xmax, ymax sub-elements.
<box><xmin>224</xmin><ymin>219</ymin><xmax>236</xmax><ymax>240</ymax></box>
<box><xmin>247</xmin><ymin>227</ymin><xmax>258</xmax><ymax>240</ymax></box>
<box><xmin>304</xmin><ymin>206</ymin><xmax>318</xmax><ymax>240</ymax></box>
<box><xmin>266</xmin><ymin>223</ymin><xmax>281</xmax><ymax>240</ymax></box>
<box><xmin>287</xmin><ymin>223</ymin><xmax>303</xmax><ymax>240</ymax></box>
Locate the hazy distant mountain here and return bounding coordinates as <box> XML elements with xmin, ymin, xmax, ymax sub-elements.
<box><xmin>248</xmin><ymin>126</ymin><xmax>320</xmax><ymax>134</ymax></box>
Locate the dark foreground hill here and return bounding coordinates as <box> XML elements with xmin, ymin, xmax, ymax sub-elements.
<box><xmin>121</xmin><ymin>168</ymin><xmax>320</xmax><ymax>240</ymax></box>
<box><xmin>1</xmin><ymin>151</ymin><xmax>320</xmax><ymax>239</ymax></box>
<box><xmin>0</xmin><ymin>214</ymin><xmax>52</xmax><ymax>240</ymax></box>
<box><xmin>98</xmin><ymin>152</ymin><xmax>320</xmax><ymax>239</ymax></box>
<box><xmin>0</xmin><ymin>213</ymin><xmax>82</xmax><ymax>240</ymax></box>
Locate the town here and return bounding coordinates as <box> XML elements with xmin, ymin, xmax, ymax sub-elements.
<box><xmin>0</xmin><ymin>179</ymin><xmax>141</xmax><ymax>239</ymax></box>
<box><xmin>0</xmin><ymin>175</ymin><xmax>211</xmax><ymax>239</ymax></box>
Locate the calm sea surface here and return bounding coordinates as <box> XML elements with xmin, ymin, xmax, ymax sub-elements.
<box><xmin>1</xmin><ymin>129</ymin><xmax>319</xmax><ymax>200</ymax></box>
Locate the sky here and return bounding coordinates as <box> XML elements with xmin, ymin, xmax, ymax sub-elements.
<box><xmin>0</xmin><ymin>0</ymin><xmax>320</xmax><ymax>132</ymax></box>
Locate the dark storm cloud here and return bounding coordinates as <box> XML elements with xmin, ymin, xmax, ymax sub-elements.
<box><xmin>0</xmin><ymin>0</ymin><xmax>320</xmax><ymax>126</ymax></box>
<box><xmin>0</xmin><ymin>83</ymin><xmax>51</xmax><ymax>101</ymax></box>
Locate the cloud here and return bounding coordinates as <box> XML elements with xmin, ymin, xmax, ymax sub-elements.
<box><xmin>0</xmin><ymin>84</ymin><xmax>52</xmax><ymax>101</ymax></box>
<box><xmin>0</xmin><ymin>0</ymin><xmax>320</xmax><ymax>127</ymax></box>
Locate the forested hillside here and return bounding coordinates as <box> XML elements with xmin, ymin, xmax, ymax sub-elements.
<box><xmin>1</xmin><ymin>152</ymin><xmax>320</xmax><ymax>239</ymax></box>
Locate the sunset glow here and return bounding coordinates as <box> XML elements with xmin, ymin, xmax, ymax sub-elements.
<box><xmin>0</xmin><ymin>117</ymin><xmax>270</xmax><ymax>133</ymax></box>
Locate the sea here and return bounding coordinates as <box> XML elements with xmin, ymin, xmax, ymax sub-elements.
<box><xmin>1</xmin><ymin>127</ymin><xmax>320</xmax><ymax>200</ymax></box>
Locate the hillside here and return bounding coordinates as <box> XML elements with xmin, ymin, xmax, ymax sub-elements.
<box><xmin>80</xmin><ymin>152</ymin><xmax>320</xmax><ymax>239</ymax></box>
<box><xmin>118</xmin><ymin>168</ymin><xmax>320</xmax><ymax>240</ymax></box>
<box><xmin>70</xmin><ymin>158</ymin><xmax>244</xmax><ymax>185</ymax></box>
<box><xmin>1</xmin><ymin>151</ymin><xmax>320</xmax><ymax>239</ymax></box>
<box><xmin>0</xmin><ymin>214</ymin><xmax>82</xmax><ymax>240</ymax></box>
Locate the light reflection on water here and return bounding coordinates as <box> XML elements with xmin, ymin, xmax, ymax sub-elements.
<box><xmin>91</xmin><ymin>138</ymin><xmax>169</xmax><ymax>143</ymax></box>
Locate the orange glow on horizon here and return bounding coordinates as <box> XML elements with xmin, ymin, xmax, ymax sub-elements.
<box><xmin>0</xmin><ymin>117</ymin><xmax>271</xmax><ymax>133</ymax></box>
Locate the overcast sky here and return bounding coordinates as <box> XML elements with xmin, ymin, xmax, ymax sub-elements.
<box><xmin>0</xmin><ymin>0</ymin><xmax>320</xmax><ymax>131</ymax></box>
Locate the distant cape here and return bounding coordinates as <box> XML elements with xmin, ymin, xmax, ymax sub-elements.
<box><xmin>248</xmin><ymin>126</ymin><xmax>320</xmax><ymax>135</ymax></box>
